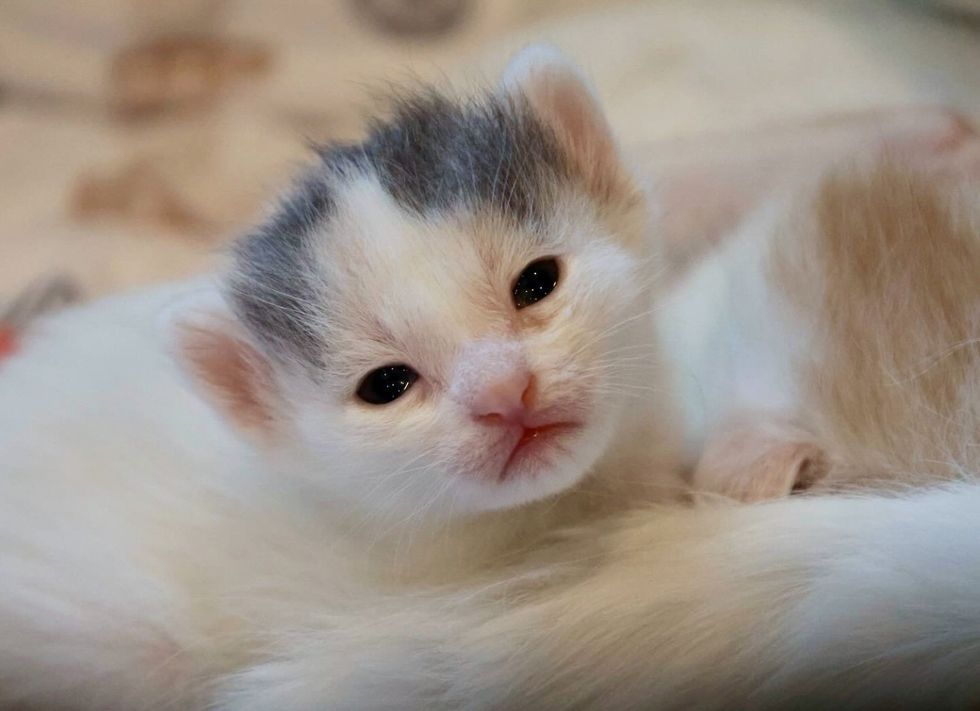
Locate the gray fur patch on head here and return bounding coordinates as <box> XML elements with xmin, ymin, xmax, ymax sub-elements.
<box><xmin>227</xmin><ymin>86</ymin><xmax>574</xmax><ymax>366</ymax></box>
<box><xmin>226</xmin><ymin>170</ymin><xmax>334</xmax><ymax>367</ymax></box>
<box><xmin>345</xmin><ymin>90</ymin><xmax>570</xmax><ymax>219</ymax></box>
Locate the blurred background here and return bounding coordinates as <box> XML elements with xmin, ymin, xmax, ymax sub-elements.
<box><xmin>2</xmin><ymin>0</ymin><xmax>979</xmax><ymax>306</ymax></box>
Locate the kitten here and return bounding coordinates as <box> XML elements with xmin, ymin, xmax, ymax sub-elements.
<box><xmin>0</xmin><ymin>47</ymin><xmax>685</xmax><ymax>707</ymax></box>
<box><xmin>170</xmin><ymin>45</ymin><xmax>684</xmax><ymax>525</ymax></box>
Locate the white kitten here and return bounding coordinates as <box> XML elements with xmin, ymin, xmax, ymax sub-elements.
<box><xmin>0</xmin><ymin>48</ymin><xmax>683</xmax><ymax>708</ymax></box>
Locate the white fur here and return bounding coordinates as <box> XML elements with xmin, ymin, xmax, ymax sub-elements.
<box><xmin>210</xmin><ymin>482</ymin><xmax>980</xmax><ymax>710</ymax></box>
<box><xmin>0</xmin><ymin>281</ymin><xmax>243</xmax><ymax>707</ymax></box>
<box><xmin>657</xmin><ymin>195</ymin><xmax>811</xmax><ymax>465</ymax></box>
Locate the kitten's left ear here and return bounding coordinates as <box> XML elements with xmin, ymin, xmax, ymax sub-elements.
<box><xmin>501</xmin><ymin>45</ymin><xmax>630</xmax><ymax>200</ymax></box>
<box><xmin>164</xmin><ymin>291</ymin><xmax>283</xmax><ymax>440</ymax></box>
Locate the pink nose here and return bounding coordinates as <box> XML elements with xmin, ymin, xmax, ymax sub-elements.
<box><xmin>471</xmin><ymin>372</ymin><xmax>535</xmax><ymax>423</ymax></box>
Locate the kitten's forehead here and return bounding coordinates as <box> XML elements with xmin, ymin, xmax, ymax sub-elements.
<box><xmin>317</xmin><ymin>176</ymin><xmax>530</xmax><ymax>368</ymax></box>
<box><xmin>327</xmin><ymin>173</ymin><xmax>549</xmax><ymax>272</ymax></box>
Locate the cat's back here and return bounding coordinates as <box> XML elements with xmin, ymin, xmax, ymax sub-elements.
<box><xmin>660</xmin><ymin>147</ymin><xmax>980</xmax><ymax>490</ymax></box>
<box><xmin>0</xmin><ymin>278</ymin><xmax>243</xmax><ymax>491</ymax></box>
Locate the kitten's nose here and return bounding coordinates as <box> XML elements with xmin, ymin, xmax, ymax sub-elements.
<box><xmin>471</xmin><ymin>372</ymin><xmax>535</xmax><ymax>424</ymax></box>
<box><xmin>450</xmin><ymin>339</ymin><xmax>536</xmax><ymax>423</ymax></box>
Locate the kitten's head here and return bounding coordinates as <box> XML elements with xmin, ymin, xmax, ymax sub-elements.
<box><xmin>175</xmin><ymin>47</ymin><xmax>655</xmax><ymax>519</ymax></box>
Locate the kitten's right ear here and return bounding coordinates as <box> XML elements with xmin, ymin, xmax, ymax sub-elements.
<box><xmin>500</xmin><ymin>44</ymin><xmax>630</xmax><ymax>200</ymax></box>
<box><xmin>166</xmin><ymin>293</ymin><xmax>282</xmax><ymax>439</ymax></box>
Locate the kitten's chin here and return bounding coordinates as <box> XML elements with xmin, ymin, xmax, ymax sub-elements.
<box><xmin>452</xmin><ymin>465</ymin><xmax>587</xmax><ymax>513</ymax></box>
<box><xmin>452</xmin><ymin>428</ymin><xmax>607</xmax><ymax>514</ymax></box>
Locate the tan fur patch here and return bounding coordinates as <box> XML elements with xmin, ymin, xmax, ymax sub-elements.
<box><xmin>771</xmin><ymin>159</ymin><xmax>980</xmax><ymax>485</ymax></box>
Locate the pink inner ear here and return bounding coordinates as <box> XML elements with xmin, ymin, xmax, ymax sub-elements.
<box><xmin>520</xmin><ymin>68</ymin><xmax>626</xmax><ymax>199</ymax></box>
<box><xmin>543</xmin><ymin>75</ymin><xmax>614</xmax><ymax>159</ymax></box>
<box><xmin>693</xmin><ymin>418</ymin><xmax>827</xmax><ymax>503</ymax></box>
<box><xmin>176</xmin><ymin>320</ymin><xmax>276</xmax><ymax>434</ymax></box>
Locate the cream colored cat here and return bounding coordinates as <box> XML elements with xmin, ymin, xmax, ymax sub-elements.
<box><xmin>664</xmin><ymin>118</ymin><xmax>980</xmax><ymax>501</ymax></box>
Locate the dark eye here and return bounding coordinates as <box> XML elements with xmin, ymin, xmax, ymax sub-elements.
<box><xmin>356</xmin><ymin>364</ymin><xmax>419</xmax><ymax>405</ymax></box>
<box><xmin>512</xmin><ymin>257</ymin><xmax>560</xmax><ymax>309</ymax></box>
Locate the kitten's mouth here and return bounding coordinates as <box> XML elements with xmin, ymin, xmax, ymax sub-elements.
<box><xmin>500</xmin><ymin>422</ymin><xmax>580</xmax><ymax>481</ymax></box>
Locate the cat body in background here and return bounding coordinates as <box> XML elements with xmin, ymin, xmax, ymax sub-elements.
<box><xmin>656</xmin><ymin>111</ymin><xmax>980</xmax><ymax>500</ymax></box>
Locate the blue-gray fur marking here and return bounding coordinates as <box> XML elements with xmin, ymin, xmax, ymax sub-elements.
<box><xmin>228</xmin><ymin>88</ymin><xmax>573</xmax><ymax>365</ymax></box>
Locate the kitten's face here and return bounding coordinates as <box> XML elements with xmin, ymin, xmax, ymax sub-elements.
<box><xmin>183</xmin><ymin>49</ymin><xmax>656</xmax><ymax>519</ymax></box>
<box><xmin>273</xmin><ymin>176</ymin><xmax>649</xmax><ymax>517</ymax></box>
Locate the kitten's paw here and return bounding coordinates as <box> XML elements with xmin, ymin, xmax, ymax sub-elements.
<box><xmin>875</xmin><ymin>106</ymin><xmax>975</xmax><ymax>155</ymax></box>
<box><xmin>873</xmin><ymin>107</ymin><xmax>980</xmax><ymax>180</ymax></box>
<box><xmin>923</xmin><ymin>134</ymin><xmax>980</xmax><ymax>181</ymax></box>
<box><xmin>692</xmin><ymin>416</ymin><xmax>827</xmax><ymax>504</ymax></box>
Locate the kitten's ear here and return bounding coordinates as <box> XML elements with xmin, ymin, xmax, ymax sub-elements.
<box><xmin>166</xmin><ymin>293</ymin><xmax>282</xmax><ymax>439</ymax></box>
<box><xmin>501</xmin><ymin>45</ymin><xmax>630</xmax><ymax>199</ymax></box>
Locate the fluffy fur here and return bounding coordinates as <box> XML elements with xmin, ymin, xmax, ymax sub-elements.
<box><xmin>208</xmin><ymin>136</ymin><xmax>980</xmax><ymax>711</ymax></box>
<box><xmin>212</xmin><ymin>483</ymin><xmax>980</xmax><ymax>710</ymax></box>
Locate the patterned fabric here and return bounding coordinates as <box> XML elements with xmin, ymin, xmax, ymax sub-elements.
<box><xmin>2</xmin><ymin>1</ymin><xmax>979</xmax><ymax>304</ymax></box>
<box><xmin>0</xmin><ymin>276</ymin><xmax>81</xmax><ymax>363</ymax></box>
